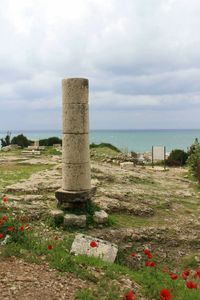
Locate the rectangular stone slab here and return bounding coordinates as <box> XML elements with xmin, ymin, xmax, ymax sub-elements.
<box><xmin>70</xmin><ymin>234</ymin><xmax>118</xmax><ymax>263</ymax></box>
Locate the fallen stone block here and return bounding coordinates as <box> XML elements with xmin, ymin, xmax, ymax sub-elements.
<box><xmin>70</xmin><ymin>233</ymin><xmax>118</xmax><ymax>263</ymax></box>
<box><xmin>93</xmin><ymin>210</ymin><xmax>108</xmax><ymax>224</ymax></box>
<box><xmin>64</xmin><ymin>214</ymin><xmax>86</xmax><ymax>228</ymax></box>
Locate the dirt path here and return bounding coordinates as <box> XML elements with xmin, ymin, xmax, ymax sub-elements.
<box><xmin>0</xmin><ymin>257</ymin><xmax>91</xmax><ymax>300</ymax></box>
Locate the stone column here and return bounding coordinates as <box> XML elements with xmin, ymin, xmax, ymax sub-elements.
<box><xmin>55</xmin><ymin>78</ymin><xmax>91</xmax><ymax>209</ymax></box>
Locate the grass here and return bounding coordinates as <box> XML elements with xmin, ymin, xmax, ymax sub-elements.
<box><xmin>0</xmin><ymin>163</ymin><xmax>52</xmax><ymax>190</ymax></box>
<box><xmin>109</xmin><ymin>213</ymin><xmax>166</xmax><ymax>228</ymax></box>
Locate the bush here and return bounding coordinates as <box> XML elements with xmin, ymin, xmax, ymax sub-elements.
<box><xmin>11</xmin><ymin>134</ymin><xmax>32</xmax><ymax>148</ymax></box>
<box><xmin>166</xmin><ymin>149</ymin><xmax>188</xmax><ymax>166</ymax></box>
<box><xmin>39</xmin><ymin>137</ymin><xmax>62</xmax><ymax>146</ymax></box>
<box><xmin>0</xmin><ymin>132</ymin><xmax>11</xmax><ymax>147</ymax></box>
<box><xmin>187</xmin><ymin>144</ymin><xmax>200</xmax><ymax>183</ymax></box>
<box><xmin>90</xmin><ymin>143</ymin><xmax>121</xmax><ymax>153</ymax></box>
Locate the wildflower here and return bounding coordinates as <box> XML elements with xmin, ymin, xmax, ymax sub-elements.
<box><xmin>48</xmin><ymin>245</ymin><xmax>53</xmax><ymax>250</ymax></box>
<box><xmin>0</xmin><ymin>233</ymin><xmax>4</xmax><ymax>239</ymax></box>
<box><xmin>194</xmin><ymin>267</ymin><xmax>200</xmax><ymax>279</ymax></box>
<box><xmin>8</xmin><ymin>226</ymin><xmax>14</xmax><ymax>232</ymax></box>
<box><xmin>28</xmin><ymin>226</ymin><xmax>33</xmax><ymax>231</ymax></box>
<box><xmin>123</xmin><ymin>290</ymin><xmax>134</xmax><ymax>300</ymax></box>
<box><xmin>144</xmin><ymin>249</ymin><xmax>151</xmax><ymax>256</ymax></box>
<box><xmin>131</xmin><ymin>252</ymin><xmax>137</xmax><ymax>257</ymax></box>
<box><xmin>19</xmin><ymin>225</ymin><xmax>24</xmax><ymax>231</ymax></box>
<box><xmin>2</xmin><ymin>196</ymin><xmax>8</xmax><ymax>203</ymax></box>
<box><xmin>186</xmin><ymin>281</ymin><xmax>198</xmax><ymax>289</ymax></box>
<box><xmin>160</xmin><ymin>288</ymin><xmax>171</xmax><ymax>300</ymax></box>
<box><xmin>169</xmin><ymin>272</ymin><xmax>178</xmax><ymax>280</ymax></box>
<box><xmin>2</xmin><ymin>215</ymin><xmax>8</xmax><ymax>221</ymax></box>
<box><xmin>90</xmin><ymin>241</ymin><xmax>97</xmax><ymax>248</ymax></box>
<box><xmin>182</xmin><ymin>270</ymin><xmax>190</xmax><ymax>280</ymax></box>
<box><xmin>145</xmin><ymin>261</ymin><xmax>155</xmax><ymax>267</ymax></box>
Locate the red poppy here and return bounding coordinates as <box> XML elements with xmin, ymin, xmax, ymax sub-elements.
<box><xmin>147</xmin><ymin>253</ymin><xmax>153</xmax><ymax>259</ymax></box>
<box><xmin>131</xmin><ymin>252</ymin><xmax>137</xmax><ymax>257</ymax></box>
<box><xmin>8</xmin><ymin>226</ymin><xmax>15</xmax><ymax>232</ymax></box>
<box><xmin>0</xmin><ymin>233</ymin><xmax>4</xmax><ymax>239</ymax></box>
<box><xmin>90</xmin><ymin>241</ymin><xmax>97</xmax><ymax>248</ymax></box>
<box><xmin>2</xmin><ymin>215</ymin><xmax>8</xmax><ymax>221</ymax></box>
<box><xmin>123</xmin><ymin>290</ymin><xmax>134</xmax><ymax>300</ymax></box>
<box><xmin>145</xmin><ymin>261</ymin><xmax>155</xmax><ymax>267</ymax></box>
<box><xmin>3</xmin><ymin>196</ymin><xmax>8</xmax><ymax>202</ymax></box>
<box><xmin>169</xmin><ymin>272</ymin><xmax>178</xmax><ymax>280</ymax></box>
<box><xmin>160</xmin><ymin>288</ymin><xmax>171</xmax><ymax>300</ymax></box>
<box><xmin>182</xmin><ymin>270</ymin><xmax>190</xmax><ymax>280</ymax></box>
<box><xmin>149</xmin><ymin>261</ymin><xmax>155</xmax><ymax>267</ymax></box>
<box><xmin>194</xmin><ymin>267</ymin><xmax>200</xmax><ymax>279</ymax></box>
<box><xmin>186</xmin><ymin>281</ymin><xmax>198</xmax><ymax>289</ymax></box>
<box><xmin>19</xmin><ymin>225</ymin><xmax>24</xmax><ymax>231</ymax></box>
<box><xmin>48</xmin><ymin>245</ymin><xmax>53</xmax><ymax>250</ymax></box>
<box><xmin>144</xmin><ymin>249</ymin><xmax>151</xmax><ymax>256</ymax></box>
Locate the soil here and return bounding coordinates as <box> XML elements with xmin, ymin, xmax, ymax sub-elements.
<box><xmin>0</xmin><ymin>257</ymin><xmax>92</xmax><ymax>300</ymax></box>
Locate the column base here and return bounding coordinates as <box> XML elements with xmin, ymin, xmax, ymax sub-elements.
<box><xmin>55</xmin><ymin>188</ymin><xmax>95</xmax><ymax>209</ymax></box>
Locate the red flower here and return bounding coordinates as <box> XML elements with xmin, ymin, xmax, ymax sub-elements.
<box><xmin>144</xmin><ymin>249</ymin><xmax>151</xmax><ymax>256</ymax></box>
<box><xmin>48</xmin><ymin>245</ymin><xmax>53</xmax><ymax>250</ymax></box>
<box><xmin>123</xmin><ymin>290</ymin><xmax>134</xmax><ymax>300</ymax></box>
<box><xmin>169</xmin><ymin>272</ymin><xmax>178</xmax><ymax>280</ymax></box>
<box><xmin>0</xmin><ymin>233</ymin><xmax>4</xmax><ymax>239</ymax></box>
<box><xmin>2</xmin><ymin>215</ymin><xmax>8</xmax><ymax>221</ymax></box>
<box><xmin>194</xmin><ymin>267</ymin><xmax>200</xmax><ymax>279</ymax></box>
<box><xmin>145</xmin><ymin>261</ymin><xmax>155</xmax><ymax>267</ymax></box>
<box><xmin>147</xmin><ymin>253</ymin><xmax>153</xmax><ymax>259</ymax></box>
<box><xmin>2</xmin><ymin>196</ymin><xmax>8</xmax><ymax>202</ymax></box>
<box><xmin>19</xmin><ymin>225</ymin><xmax>24</xmax><ymax>231</ymax></box>
<box><xmin>182</xmin><ymin>270</ymin><xmax>190</xmax><ymax>280</ymax></box>
<box><xmin>131</xmin><ymin>252</ymin><xmax>137</xmax><ymax>257</ymax></box>
<box><xmin>28</xmin><ymin>226</ymin><xmax>33</xmax><ymax>231</ymax></box>
<box><xmin>160</xmin><ymin>288</ymin><xmax>171</xmax><ymax>300</ymax></box>
<box><xmin>8</xmin><ymin>226</ymin><xmax>15</xmax><ymax>232</ymax></box>
<box><xmin>90</xmin><ymin>241</ymin><xmax>97</xmax><ymax>248</ymax></box>
<box><xmin>186</xmin><ymin>281</ymin><xmax>198</xmax><ymax>289</ymax></box>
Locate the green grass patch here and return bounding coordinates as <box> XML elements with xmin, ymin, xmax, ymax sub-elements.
<box><xmin>109</xmin><ymin>213</ymin><xmax>165</xmax><ymax>228</ymax></box>
<box><xmin>0</xmin><ymin>163</ymin><xmax>52</xmax><ymax>189</ymax></box>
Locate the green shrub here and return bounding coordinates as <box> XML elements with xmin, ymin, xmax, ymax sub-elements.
<box><xmin>0</xmin><ymin>132</ymin><xmax>11</xmax><ymax>147</ymax></box>
<box><xmin>187</xmin><ymin>144</ymin><xmax>200</xmax><ymax>183</ymax></box>
<box><xmin>166</xmin><ymin>149</ymin><xmax>188</xmax><ymax>166</ymax></box>
<box><xmin>39</xmin><ymin>137</ymin><xmax>62</xmax><ymax>146</ymax></box>
<box><xmin>90</xmin><ymin>143</ymin><xmax>121</xmax><ymax>153</ymax></box>
<box><xmin>11</xmin><ymin>134</ymin><xmax>32</xmax><ymax>148</ymax></box>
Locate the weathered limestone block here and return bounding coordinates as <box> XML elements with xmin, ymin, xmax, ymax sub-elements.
<box><xmin>62</xmin><ymin>134</ymin><xmax>90</xmax><ymax>164</ymax></box>
<box><xmin>64</xmin><ymin>214</ymin><xmax>86</xmax><ymax>228</ymax></box>
<box><xmin>93</xmin><ymin>210</ymin><xmax>108</xmax><ymax>224</ymax></box>
<box><xmin>50</xmin><ymin>209</ymin><xmax>64</xmax><ymax>219</ymax></box>
<box><xmin>63</xmin><ymin>104</ymin><xmax>89</xmax><ymax>133</ymax></box>
<box><xmin>70</xmin><ymin>234</ymin><xmax>118</xmax><ymax>263</ymax></box>
<box><xmin>62</xmin><ymin>162</ymin><xmax>91</xmax><ymax>191</ymax></box>
<box><xmin>62</xmin><ymin>78</ymin><xmax>88</xmax><ymax>104</ymax></box>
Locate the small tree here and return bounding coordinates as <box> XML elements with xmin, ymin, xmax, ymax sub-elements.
<box><xmin>11</xmin><ymin>134</ymin><xmax>31</xmax><ymax>148</ymax></box>
<box><xmin>0</xmin><ymin>132</ymin><xmax>11</xmax><ymax>147</ymax></box>
<box><xmin>166</xmin><ymin>149</ymin><xmax>188</xmax><ymax>167</ymax></box>
<box><xmin>187</xmin><ymin>144</ymin><xmax>200</xmax><ymax>183</ymax></box>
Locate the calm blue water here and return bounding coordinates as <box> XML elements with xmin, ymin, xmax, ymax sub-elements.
<box><xmin>0</xmin><ymin>129</ymin><xmax>200</xmax><ymax>153</ymax></box>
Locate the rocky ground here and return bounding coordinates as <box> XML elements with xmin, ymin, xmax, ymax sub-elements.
<box><xmin>0</xmin><ymin>148</ymin><xmax>200</xmax><ymax>299</ymax></box>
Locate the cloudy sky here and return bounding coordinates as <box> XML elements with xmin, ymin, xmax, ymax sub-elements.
<box><xmin>0</xmin><ymin>0</ymin><xmax>200</xmax><ymax>130</ymax></box>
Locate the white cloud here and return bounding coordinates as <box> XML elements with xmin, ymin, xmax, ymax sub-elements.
<box><xmin>0</xmin><ymin>0</ymin><xmax>200</xmax><ymax>129</ymax></box>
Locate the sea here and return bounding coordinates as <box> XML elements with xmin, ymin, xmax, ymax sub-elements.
<box><xmin>0</xmin><ymin>129</ymin><xmax>200</xmax><ymax>153</ymax></box>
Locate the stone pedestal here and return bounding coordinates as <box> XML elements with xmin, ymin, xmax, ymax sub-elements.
<box><xmin>55</xmin><ymin>78</ymin><xmax>91</xmax><ymax>209</ymax></box>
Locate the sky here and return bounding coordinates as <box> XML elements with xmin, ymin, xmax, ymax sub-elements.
<box><xmin>0</xmin><ymin>0</ymin><xmax>200</xmax><ymax>130</ymax></box>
